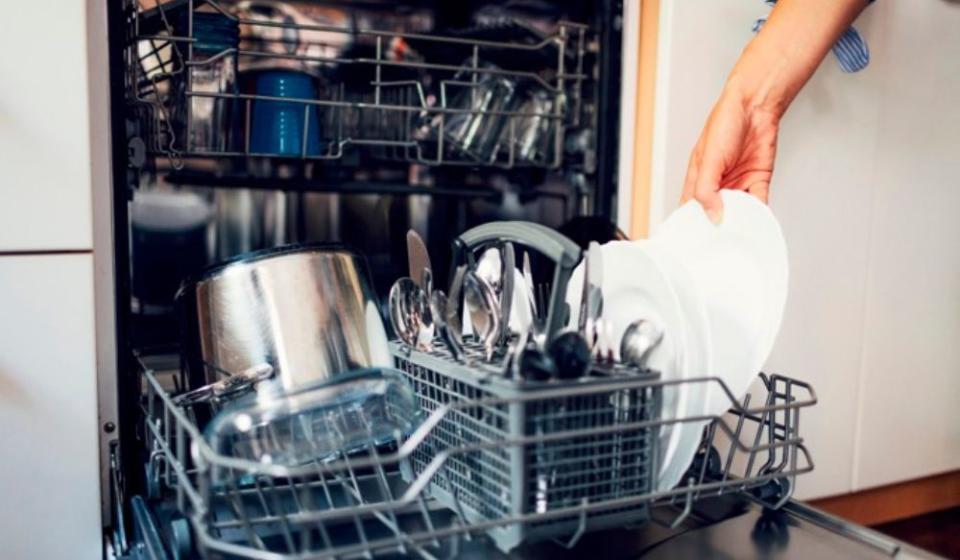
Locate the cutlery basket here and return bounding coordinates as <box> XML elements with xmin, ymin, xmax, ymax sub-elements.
<box><xmin>391</xmin><ymin>341</ymin><xmax>662</xmax><ymax>551</ymax></box>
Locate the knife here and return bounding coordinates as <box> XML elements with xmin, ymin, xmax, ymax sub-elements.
<box><xmin>579</xmin><ymin>241</ymin><xmax>604</xmax><ymax>349</ymax></box>
<box><xmin>500</xmin><ymin>242</ymin><xmax>516</xmax><ymax>346</ymax></box>
<box><xmin>406</xmin><ymin>229</ymin><xmax>432</xmax><ymax>293</ymax></box>
<box><xmin>445</xmin><ymin>264</ymin><xmax>468</xmax><ymax>357</ymax></box>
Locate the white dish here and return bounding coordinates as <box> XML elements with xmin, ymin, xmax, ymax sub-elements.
<box><xmin>565</xmin><ymin>241</ymin><xmax>688</xmax><ymax>487</ymax></box>
<box><xmin>639</xmin><ymin>240</ymin><xmax>714</xmax><ymax>491</ymax></box>
<box><xmin>654</xmin><ymin>190</ymin><xmax>788</xmax><ymax>417</ymax></box>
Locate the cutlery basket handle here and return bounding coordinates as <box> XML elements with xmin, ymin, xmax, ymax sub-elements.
<box><xmin>453</xmin><ymin>221</ymin><xmax>582</xmax><ymax>340</ymax></box>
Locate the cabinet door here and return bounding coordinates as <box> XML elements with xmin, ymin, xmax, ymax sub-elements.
<box><xmin>0</xmin><ymin>254</ymin><xmax>101</xmax><ymax>559</ymax></box>
<box><xmin>852</xmin><ymin>0</ymin><xmax>960</xmax><ymax>490</ymax></box>
<box><xmin>0</xmin><ymin>1</ymin><xmax>93</xmax><ymax>251</ymax></box>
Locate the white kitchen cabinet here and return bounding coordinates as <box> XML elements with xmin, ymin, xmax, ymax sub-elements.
<box><xmin>0</xmin><ymin>1</ymin><xmax>93</xmax><ymax>251</ymax></box>
<box><xmin>640</xmin><ymin>0</ymin><xmax>960</xmax><ymax>499</ymax></box>
<box><xmin>0</xmin><ymin>255</ymin><xmax>101</xmax><ymax>559</ymax></box>
<box><xmin>851</xmin><ymin>0</ymin><xmax>960</xmax><ymax>490</ymax></box>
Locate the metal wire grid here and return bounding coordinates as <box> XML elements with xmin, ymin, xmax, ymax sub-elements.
<box><xmin>393</xmin><ymin>342</ymin><xmax>658</xmax><ymax>550</ymax></box>
<box><xmin>137</xmin><ymin>348</ymin><xmax>816</xmax><ymax>559</ymax></box>
<box><xmin>127</xmin><ymin>0</ymin><xmax>590</xmax><ymax>169</ymax></box>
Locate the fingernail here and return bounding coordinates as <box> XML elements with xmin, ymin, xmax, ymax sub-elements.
<box><xmin>706</xmin><ymin>207</ymin><xmax>724</xmax><ymax>225</ymax></box>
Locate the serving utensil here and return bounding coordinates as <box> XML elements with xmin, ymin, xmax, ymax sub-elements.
<box><xmin>429</xmin><ymin>289</ymin><xmax>464</xmax><ymax>361</ymax></box>
<box><xmin>620</xmin><ymin>318</ymin><xmax>664</xmax><ymax>369</ymax></box>
<box><xmin>547</xmin><ymin>330</ymin><xmax>591</xmax><ymax>380</ymax></box>
<box><xmin>388</xmin><ymin>277</ymin><xmax>434</xmax><ymax>351</ymax></box>
<box><xmin>406</xmin><ymin>229</ymin><xmax>433</xmax><ymax>292</ymax></box>
<box><xmin>464</xmin><ymin>270</ymin><xmax>501</xmax><ymax>361</ymax></box>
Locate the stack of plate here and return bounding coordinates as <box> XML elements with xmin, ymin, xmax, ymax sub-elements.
<box><xmin>566</xmin><ymin>191</ymin><xmax>788</xmax><ymax>491</ymax></box>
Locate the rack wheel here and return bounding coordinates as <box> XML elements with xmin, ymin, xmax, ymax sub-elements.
<box><xmin>688</xmin><ymin>445</ymin><xmax>723</xmax><ymax>480</ymax></box>
<box><xmin>170</xmin><ymin>516</ymin><xmax>193</xmax><ymax>560</ymax></box>
<box><xmin>751</xmin><ymin>476</ymin><xmax>792</xmax><ymax>508</ymax></box>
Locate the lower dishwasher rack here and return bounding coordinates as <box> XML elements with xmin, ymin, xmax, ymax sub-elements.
<box><xmin>133</xmin><ymin>348</ymin><xmax>816</xmax><ymax>559</ymax></box>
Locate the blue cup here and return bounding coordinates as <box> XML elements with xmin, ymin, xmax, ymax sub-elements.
<box><xmin>250</xmin><ymin>71</ymin><xmax>321</xmax><ymax>156</ymax></box>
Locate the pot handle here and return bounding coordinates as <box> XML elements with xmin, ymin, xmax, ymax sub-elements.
<box><xmin>172</xmin><ymin>363</ymin><xmax>275</xmax><ymax>407</ymax></box>
<box><xmin>453</xmin><ymin>221</ymin><xmax>582</xmax><ymax>341</ymax></box>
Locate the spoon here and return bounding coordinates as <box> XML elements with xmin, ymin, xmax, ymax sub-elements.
<box><xmin>388</xmin><ymin>277</ymin><xmax>434</xmax><ymax>351</ymax></box>
<box><xmin>548</xmin><ymin>330</ymin><xmax>591</xmax><ymax>380</ymax></box>
<box><xmin>430</xmin><ymin>289</ymin><xmax>464</xmax><ymax>361</ymax></box>
<box><xmin>464</xmin><ymin>270</ymin><xmax>501</xmax><ymax>362</ymax></box>
<box><xmin>620</xmin><ymin>319</ymin><xmax>664</xmax><ymax>369</ymax></box>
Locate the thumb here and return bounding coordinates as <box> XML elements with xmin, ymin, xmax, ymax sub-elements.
<box><xmin>693</xmin><ymin>150</ymin><xmax>725</xmax><ymax>224</ymax></box>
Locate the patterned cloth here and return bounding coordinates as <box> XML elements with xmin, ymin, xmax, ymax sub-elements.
<box><xmin>753</xmin><ymin>1</ymin><xmax>871</xmax><ymax>73</ymax></box>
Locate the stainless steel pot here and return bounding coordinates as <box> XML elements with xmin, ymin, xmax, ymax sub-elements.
<box><xmin>176</xmin><ymin>243</ymin><xmax>392</xmax><ymax>401</ymax></box>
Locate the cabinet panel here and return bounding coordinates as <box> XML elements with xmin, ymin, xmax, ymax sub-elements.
<box><xmin>853</xmin><ymin>0</ymin><xmax>960</xmax><ymax>490</ymax></box>
<box><xmin>0</xmin><ymin>254</ymin><xmax>101</xmax><ymax>559</ymax></box>
<box><xmin>0</xmin><ymin>1</ymin><xmax>93</xmax><ymax>251</ymax></box>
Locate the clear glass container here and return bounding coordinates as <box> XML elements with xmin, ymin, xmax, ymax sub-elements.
<box><xmin>203</xmin><ymin>368</ymin><xmax>423</xmax><ymax>478</ymax></box>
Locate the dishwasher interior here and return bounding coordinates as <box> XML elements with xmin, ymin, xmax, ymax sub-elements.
<box><xmin>105</xmin><ymin>1</ymin><xmax>817</xmax><ymax>558</ymax></box>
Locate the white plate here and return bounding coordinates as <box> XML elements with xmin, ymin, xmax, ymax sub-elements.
<box><xmin>654</xmin><ymin>190</ymin><xmax>788</xmax><ymax>417</ymax></box>
<box><xmin>565</xmin><ymin>241</ymin><xmax>688</xmax><ymax>486</ymax></box>
<box><xmin>719</xmin><ymin>192</ymin><xmax>789</xmax><ymax>376</ymax></box>
<box><xmin>640</xmin><ymin>241</ymin><xmax>714</xmax><ymax>491</ymax></box>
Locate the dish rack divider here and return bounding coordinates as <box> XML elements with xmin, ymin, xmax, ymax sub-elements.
<box><xmin>126</xmin><ymin>0</ymin><xmax>591</xmax><ymax>170</ymax></box>
<box><xmin>138</xmin><ymin>344</ymin><xmax>816</xmax><ymax>559</ymax></box>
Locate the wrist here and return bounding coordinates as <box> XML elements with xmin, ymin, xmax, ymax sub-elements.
<box><xmin>725</xmin><ymin>42</ymin><xmax>794</xmax><ymax>119</ymax></box>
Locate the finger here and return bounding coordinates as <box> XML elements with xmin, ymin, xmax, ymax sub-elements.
<box><xmin>745</xmin><ymin>179</ymin><xmax>770</xmax><ymax>204</ymax></box>
<box><xmin>680</xmin><ymin>145</ymin><xmax>702</xmax><ymax>205</ymax></box>
<box><xmin>693</xmin><ymin>149</ymin><xmax>725</xmax><ymax>224</ymax></box>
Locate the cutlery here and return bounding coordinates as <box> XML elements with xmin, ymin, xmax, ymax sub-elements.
<box><xmin>429</xmin><ymin>289</ymin><xmax>464</xmax><ymax>361</ymax></box>
<box><xmin>500</xmin><ymin>242</ymin><xmax>516</xmax><ymax>345</ymax></box>
<box><xmin>547</xmin><ymin>330</ymin><xmax>591</xmax><ymax>380</ymax></box>
<box><xmin>464</xmin><ymin>270</ymin><xmax>502</xmax><ymax>362</ymax></box>
<box><xmin>406</xmin><ymin>229</ymin><xmax>433</xmax><ymax>293</ymax></box>
<box><xmin>388</xmin><ymin>277</ymin><xmax>434</xmax><ymax>351</ymax></box>
<box><xmin>522</xmin><ymin>251</ymin><xmax>538</xmax><ymax>319</ymax></box>
<box><xmin>579</xmin><ymin>241</ymin><xmax>604</xmax><ymax>350</ymax></box>
<box><xmin>445</xmin><ymin>265</ymin><xmax>468</xmax><ymax>357</ymax></box>
<box><xmin>522</xmin><ymin>251</ymin><xmax>549</xmax><ymax>348</ymax></box>
<box><xmin>620</xmin><ymin>319</ymin><xmax>664</xmax><ymax>369</ymax></box>
<box><xmin>475</xmin><ymin>246</ymin><xmax>502</xmax><ymax>293</ymax></box>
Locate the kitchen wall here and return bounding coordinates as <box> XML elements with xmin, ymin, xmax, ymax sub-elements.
<box><xmin>644</xmin><ymin>0</ymin><xmax>960</xmax><ymax>499</ymax></box>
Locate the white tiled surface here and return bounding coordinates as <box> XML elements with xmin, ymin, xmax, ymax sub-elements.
<box><xmin>0</xmin><ymin>255</ymin><xmax>101</xmax><ymax>559</ymax></box>
<box><xmin>646</xmin><ymin>1</ymin><xmax>960</xmax><ymax>498</ymax></box>
<box><xmin>0</xmin><ymin>1</ymin><xmax>93</xmax><ymax>251</ymax></box>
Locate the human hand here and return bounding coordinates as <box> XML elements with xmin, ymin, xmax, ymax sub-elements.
<box><xmin>679</xmin><ymin>0</ymin><xmax>870</xmax><ymax>222</ymax></box>
<box><xmin>681</xmin><ymin>84</ymin><xmax>780</xmax><ymax>223</ymax></box>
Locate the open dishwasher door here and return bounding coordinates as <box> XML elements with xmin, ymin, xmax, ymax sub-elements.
<box><xmin>118</xmin><ymin>493</ymin><xmax>942</xmax><ymax>560</ymax></box>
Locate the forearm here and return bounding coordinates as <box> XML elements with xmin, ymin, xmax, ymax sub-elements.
<box><xmin>726</xmin><ymin>0</ymin><xmax>870</xmax><ymax>117</ymax></box>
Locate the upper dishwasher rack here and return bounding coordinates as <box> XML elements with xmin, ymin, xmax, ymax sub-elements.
<box><xmin>127</xmin><ymin>0</ymin><xmax>592</xmax><ymax>170</ymax></box>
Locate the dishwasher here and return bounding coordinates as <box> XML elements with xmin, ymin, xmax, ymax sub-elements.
<box><xmin>99</xmin><ymin>1</ymin><xmax>931</xmax><ymax>558</ymax></box>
